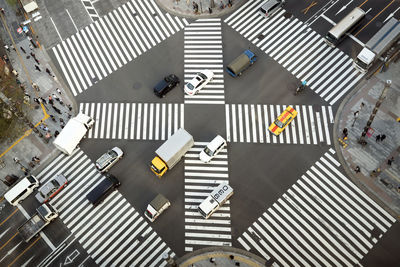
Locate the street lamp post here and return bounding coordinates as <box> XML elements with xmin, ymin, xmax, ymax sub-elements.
<box><xmin>358</xmin><ymin>80</ymin><xmax>391</xmax><ymax>145</ymax></box>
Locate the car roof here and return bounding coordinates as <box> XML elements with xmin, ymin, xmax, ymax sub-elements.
<box><xmin>207</xmin><ymin>135</ymin><xmax>226</xmax><ymax>151</ymax></box>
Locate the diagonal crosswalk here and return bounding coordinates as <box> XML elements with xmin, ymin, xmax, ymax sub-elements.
<box><xmin>184</xmin><ymin>143</ymin><xmax>232</xmax><ymax>252</ymax></box>
<box><xmin>225</xmin><ymin>104</ymin><xmax>334</xmax><ymax>145</ymax></box>
<box><xmin>53</xmin><ymin>0</ymin><xmax>189</xmax><ymax>96</ymax></box>
<box><xmin>184</xmin><ymin>19</ymin><xmax>225</xmax><ymax>104</ymax></box>
<box><xmin>79</xmin><ymin>102</ymin><xmax>184</xmax><ymax>140</ymax></box>
<box><xmin>238</xmin><ymin>148</ymin><xmax>396</xmax><ymax>266</ymax></box>
<box><xmin>35</xmin><ymin>149</ymin><xmax>175</xmax><ymax>267</ymax></box>
<box><xmin>224</xmin><ymin>0</ymin><xmax>365</xmax><ymax>105</ymax></box>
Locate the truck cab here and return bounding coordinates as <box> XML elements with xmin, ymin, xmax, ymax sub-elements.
<box><xmin>150</xmin><ymin>156</ymin><xmax>168</xmax><ymax>177</ymax></box>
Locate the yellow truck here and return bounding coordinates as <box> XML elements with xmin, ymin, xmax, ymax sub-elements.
<box><xmin>150</xmin><ymin>128</ymin><xmax>194</xmax><ymax>178</ymax></box>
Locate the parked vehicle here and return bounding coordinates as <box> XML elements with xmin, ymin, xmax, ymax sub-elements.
<box><xmin>95</xmin><ymin>147</ymin><xmax>124</xmax><ymax>173</ymax></box>
<box><xmin>268</xmin><ymin>106</ymin><xmax>298</xmax><ymax>136</ymax></box>
<box><xmin>4</xmin><ymin>175</ymin><xmax>39</xmax><ymax>206</ymax></box>
<box><xmin>199</xmin><ymin>135</ymin><xmax>227</xmax><ymax>163</ymax></box>
<box><xmin>53</xmin><ymin>113</ymin><xmax>95</xmax><ymax>155</ymax></box>
<box><xmin>354</xmin><ymin>18</ymin><xmax>400</xmax><ymax>72</ymax></box>
<box><xmin>35</xmin><ymin>174</ymin><xmax>68</xmax><ymax>203</ymax></box>
<box><xmin>226</xmin><ymin>50</ymin><xmax>257</xmax><ymax>77</ymax></box>
<box><xmin>86</xmin><ymin>174</ymin><xmax>120</xmax><ymax>206</ymax></box>
<box><xmin>153</xmin><ymin>74</ymin><xmax>180</xmax><ymax>97</ymax></box>
<box><xmin>3</xmin><ymin>174</ymin><xmax>19</xmax><ymax>187</ymax></box>
<box><xmin>258</xmin><ymin>0</ymin><xmax>285</xmax><ymax>18</ymax></box>
<box><xmin>184</xmin><ymin>70</ymin><xmax>214</xmax><ymax>95</ymax></box>
<box><xmin>144</xmin><ymin>194</ymin><xmax>171</xmax><ymax>222</ymax></box>
<box><xmin>18</xmin><ymin>203</ymin><xmax>58</xmax><ymax>242</ymax></box>
<box><xmin>150</xmin><ymin>128</ymin><xmax>194</xmax><ymax>178</ymax></box>
<box><xmin>198</xmin><ymin>183</ymin><xmax>234</xmax><ymax>219</ymax></box>
<box><xmin>324</xmin><ymin>7</ymin><xmax>365</xmax><ymax>47</ymax></box>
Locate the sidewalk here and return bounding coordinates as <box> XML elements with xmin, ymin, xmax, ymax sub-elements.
<box><xmin>0</xmin><ymin>2</ymin><xmax>76</xmax><ymax>196</ymax></box>
<box><xmin>157</xmin><ymin>0</ymin><xmax>244</xmax><ymax>18</ymax></box>
<box><xmin>335</xmin><ymin>61</ymin><xmax>400</xmax><ymax>218</ymax></box>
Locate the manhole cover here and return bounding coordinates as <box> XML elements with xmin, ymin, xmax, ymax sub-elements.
<box><xmin>132</xmin><ymin>82</ymin><xmax>142</xmax><ymax>90</ymax></box>
<box><xmin>257</xmin><ymin>34</ymin><xmax>265</xmax><ymax>40</ymax></box>
<box><xmin>283</xmin><ymin>12</ymin><xmax>292</xmax><ymax>19</ymax></box>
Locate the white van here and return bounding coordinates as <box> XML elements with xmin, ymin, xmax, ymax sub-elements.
<box><xmin>198</xmin><ymin>183</ymin><xmax>233</xmax><ymax>219</ymax></box>
<box><xmin>4</xmin><ymin>175</ymin><xmax>39</xmax><ymax>206</ymax></box>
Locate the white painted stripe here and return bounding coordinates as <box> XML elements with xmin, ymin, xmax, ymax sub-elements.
<box><xmin>121</xmin><ymin>5</ymin><xmax>147</xmax><ymax>52</ymax></box>
<box><xmin>250</xmin><ymin>104</ymin><xmax>257</xmax><ymax>142</ymax></box>
<box><xmin>316</xmin><ymin>112</ymin><xmax>324</xmax><ymax>143</ymax></box>
<box><xmin>238</xmin><ymin>104</ymin><xmax>244</xmax><ymax>142</ymax></box>
<box><xmin>225</xmin><ymin>105</ymin><xmax>231</xmax><ymax>142</ymax></box>
<box><xmin>93</xmin><ymin>21</ymin><xmax>119</xmax><ymax>70</ymax></box>
<box><xmin>162</xmin><ymin>104</ymin><xmax>166</xmax><ymax>140</ymax></box>
<box><xmin>276</xmin><ymin>106</ymin><xmax>284</xmax><ymax>144</ymax></box>
<box><xmin>130</xmin><ymin>103</ymin><xmax>136</xmax><ymax>139</ymax></box>
<box><xmin>143</xmin><ymin>103</ymin><xmax>148</xmax><ymax>140</ymax></box>
<box><xmin>124</xmin><ymin>103</ymin><xmax>130</xmax><ymax>139</ymax></box>
<box><xmin>283</xmin><ymin>105</ymin><xmax>290</xmax><ymax>144</ymax></box>
<box><xmin>321</xmin><ymin>106</ymin><xmax>331</xmax><ymax>145</ymax></box>
<box><xmin>94</xmin><ymin>103</ymin><xmax>101</xmax><ymax>138</ymax></box>
<box><xmin>270</xmin><ymin>105</ymin><xmax>276</xmax><ymax>143</ymax></box>
<box><xmin>149</xmin><ymin>103</ymin><xmax>154</xmax><ymax>140</ymax></box>
<box><xmin>174</xmin><ymin>103</ymin><xmax>179</xmax><ymax>134</ymax></box>
<box><xmin>168</xmin><ymin>104</ymin><xmax>172</xmax><ymax>138</ymax></box>
<box><xmin>257</xmin><ymin>105</ymin><xmax>264</xmax><ymax>143</ymax></box>
<box><xmin>263</xmin><ymin>105</ymin><xmax>270</xmax><ymax>143</ymax></box>
<box><xmin>302</xmin><ymin>105</ymin><xmax>310</xmax><ymax>144</ymax></box>
<box><xmin>112</xmin><ymin>103</ymin><xmax>118</xmax><ymax>139</ymax></box>
<box><xmin>136</xmin><ymin>103</ymin><xmax>142</xmax><ymax>139</ymax></box>
<box><xmin>181</xmin><ymin>103</ymin><xmax>184</xmax><ymax>129</ymax></box>
<box><xmin>308</xmin><ymin>106</ymin><xmax>317</xmax><ymax>145</ymax></box>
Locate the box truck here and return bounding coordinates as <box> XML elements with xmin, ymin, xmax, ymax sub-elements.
<box><xmin>144</xmin><ymin>194</ymin><xmax>171</xmax><ymax>222</ymax></box>
<box><xmin>53</xmin><ymin>113</ymin><xmax>94</xmax><ymax>155</ymax></box>
<box><xmin>198</xmin><ymin>183</ymin><xmax>233</xmax><ymax>219</ymax></box>
<box><xmin>353</xmin><ymin>18</ymin><xmax>400</xmax><ymax>72</ymax></box>
<box><xmin>150</xmin><ymin>128</ymin><xmax>194</xmax><ymax>178</ymax></box>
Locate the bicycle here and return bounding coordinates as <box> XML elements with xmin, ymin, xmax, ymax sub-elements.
<box><xmin>294</xmin><ymin>80</ymin><xmax>307</xmax><ymax>95</ymax></box>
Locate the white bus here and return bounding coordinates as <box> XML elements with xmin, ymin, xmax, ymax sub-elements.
<box><xmin>4</xmin><ymin>175</ymin><xmax>39</xmax><ymax>206</ymax></box>
<box><xmin>324</xmin><ymin>7</ymin><xmax>366</xmax><ymax>47</ymax></box>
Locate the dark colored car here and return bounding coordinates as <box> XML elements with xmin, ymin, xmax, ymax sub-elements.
<box><xmin>153</xmin><ymin>74</ymin><xmax>180</xmax><ymax>97</ymax></box>
<box><xmin>3</xmin><ymin>175</ymin><xmax>19</xmax><ymax>187</ymax></box>
<box><xmin>86</xmin><ymin>174</ymin><xmax>120</xmax><ymax>206</ymax></box>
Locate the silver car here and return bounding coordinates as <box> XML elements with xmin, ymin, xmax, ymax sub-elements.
<box><xmin>258</xmin><ymin>0</ymin><xmax>285</xmax><ymax>18</ymax></box>
<box><xmin>35</xmin><ymin>174</ymin><xmax>68</xmax><ymax>203</ymax></box>
<box><xmin>95</xmin><ymin>147</ymin><xmax>124</xmax><ymax>173</ymax></box>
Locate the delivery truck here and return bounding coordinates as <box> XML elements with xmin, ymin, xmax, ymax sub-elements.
<box><xmin>150</xmin><ymin>128</ymin><xmax>194</xmax><ymax>178</ymax></box>
<box><xmin>226</xmin><ymin>49</ymin><xmax>257</xmax><ymax>77</ymax></box>
<box><xmin>53</xmin><ymin>113</ymin><xmax>94</xmax><ymax>155</ymax></box>
<box><xmin>354</xmin><ymin>17</ymin><xmax>400</xmax><ymax>72</ymax></box>
<box><xmin>144</xmin><ymin>194</ymin><xmax>171</xmax><ymax>222</ymax></box>
<box><xmin>198</xmin><ymin>183</ymin><xmax>233</xmax><ymax>219</ymax></box>
<box><xmin>18</xmin><ymin>203</ymin><xmax>58</xmax><ymax>242</ymax></box>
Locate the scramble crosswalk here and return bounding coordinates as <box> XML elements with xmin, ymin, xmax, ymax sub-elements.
<box><xmin>184</xmin><ymin>19</ymin><xmax>225</xmax><ymax>104</ymax></box>
<box><xmin>184</xmin><ymin>143</ymin><xmax>232</xmax><ymax>252</ymax></box>
<box><xmin>52</xmin><ymin>0</ymin><xmax>188</xmax><ymax>96</ymax></box>
<box><xmin>224</xmin><ymin>0</ymin><xmax>364</xmax><ymax>105</ymax></box>
<box><xmin>225</xmin><ymin>104</ymin><xmax>334</xmax><ymax>145</ymax></box>
<box><xmin>35</xmin><ymin>149</ymin><xmax>175</xmax><ymax>266</ymax></box>
<box><xmin>79</xmin><ymin>102</ymin><xmax>184</xmax><ymax>139</ymax></box>
<box><xmin>237</xmin><ymin>148</ymin><xmax>396</xmax><ymax>266</ymax></box>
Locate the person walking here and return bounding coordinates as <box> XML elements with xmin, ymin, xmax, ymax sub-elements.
<box><xmin>34</xmin><ymin>58</ymin><xmax>40</xmax><ymax>64</ymax></box>
<box><xmin>54</xmin><ymin>130</ymin><xmax>60</xmax><ymax>137</ymax></box>
<box><xmin>4</xmin><ymin>44</ymin><xmax>9</xmax><ymax>51</ymax></box>
<box><xmin>375</xmin><ymin>134</ymin><xmax>381</xmax><ymax>142</ymax></box>
<box><xmin>56</xmin><ymin>88</ymin><xmax>62</xmax><ymax>94</ymax></box>
<box><xmin>354</xmin><ymin>166</ymin><xmax>361</xmax><ymax>173</ymax></box>
<box><xmin>380</xmin><ymin>134</ymin><xmax>386</xmax><ymax>141</ymax></box>
<box><xmin>67</xmin><ymin>104</ymin><xmax>72</xmax><ymax>111</ymax></box>
<box><xmin>387</xmin><ymin>157</ymin><xmax>394</xmax><ymax>166</ymax></box>
<box><xmin>45</xmin><ymin>68</ymin><xmax>53</xmax><ymax>76</ymax></box>
<box><xmin>35</xmin><ymin>65</ymin><xmax>41</xmax><ymax>71</ymax></box>
<box><xmin>20</xmin><ymin>46</ymin><xmax>26</xmax><ymax>53</ymax></box>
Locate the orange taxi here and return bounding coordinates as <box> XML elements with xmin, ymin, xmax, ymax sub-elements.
<box><xmin>268</xmin><ymin>106</ymin><xmax>297</xmax><ymax>136</ymax></box>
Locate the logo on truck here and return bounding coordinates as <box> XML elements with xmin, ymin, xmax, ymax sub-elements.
<box><xmin>213</xmin><ymin>184</ymin><xmax>229</xmax><ymax>201</ymax></box>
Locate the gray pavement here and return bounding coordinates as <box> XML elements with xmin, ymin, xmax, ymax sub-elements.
<box><xmin>157</xmin><ymin>0</ymin><xmax>244</xmax><ymax>18</ymax></box>
<box><xmin>0</xmin><ymin>3</ymin><xmax>76</xmax><ymax>196</ymax></box>
<box><xmin>335</xmin><ymin>60</ymin><xmax>400</xmax><ymax>217</ymax></box>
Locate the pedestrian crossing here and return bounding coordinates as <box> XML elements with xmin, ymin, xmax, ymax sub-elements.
<box><xmin>184</xmin><ymin>143</ymin><xmax>232</xmax><ymax>252</ymax></box>
<box><xmin>237</xmin><ymin>148</ymin><xmax>396</xmax><ymax>266</ymax></box>
<box><xmin>53</xmin><ymin>0</ymin><xmax>189</xmax><ymax>96</ymax></box>
<box><xmin>79</xmin><ymin>102</ymin><xmax>184</xmax><ymax>140</ymax></box>
<box><xmin>225</xmin><ymin>104</ymin><xmax>334</xmax><ymax>145</ymax></box>
<box><xmin>35</xmin><ymin>149</ymin><xmax>175</xmax><ymax>267</ymax></box>
<box><xmin>81</xmin><ymin>0</ymin><xmax>99</xmax><ymax>22</ymax></box>
<box><xmin>184</xmin><ymin>19</ymin><xmax>225</xmax><ymax>104</ymax></box>
<box><xmin>224</xmin><ymin>0</ymin><xmax>365</xmax><ymax>105</ymax></box>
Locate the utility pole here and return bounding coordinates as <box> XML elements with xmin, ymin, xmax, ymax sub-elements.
<box><xmin>358</xmin><ymin>80</ymin><xmax>391</xmax><ymax>145</ymax></box>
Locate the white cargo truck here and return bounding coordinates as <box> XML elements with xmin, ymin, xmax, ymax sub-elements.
<box><xmin>354</xmin><ymin>18</ymin><xmax>400</xmax><ymax>72</ymax></box>
<box><xmin>18</xmin><ymin>203</ymin><xmax>58</xmax><ymax>242</ymax></box>
<box><xmin>198</xmin><ymin>183</ymin><xmax>233</xmax><ymax>219</ymax></box>
<box><xmin>53</xmin><ymin>113</ymin><xmax>94</xmax><ymax>155</ymax></box>
<box><xmin>150</xmin><ymin>128</ymin><xmax>194</xmax><ymax>178</ymax></box>
<box><xmin>144</xmin><ymin>194</ymin><xmax>171</xmax><ymax>222</ymax></box>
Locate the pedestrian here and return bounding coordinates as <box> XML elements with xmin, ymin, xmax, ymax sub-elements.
<box><xmin>33</xmin><ymin>98</ymin><xmax>40</xmax><ymax>104</ymax></box>
<box><xmin>208</xmin><ymin>7</ymin><xmax>212</xmax><ymax>13</ymax></box>
<box><xmin>40</xmin><ymin>97</ymin><xmax>47</xmax><ymax>104</ymax></box>
<box><xmin>60</xmin><ymin>121</ymin><xmax>65</xmax><ymax>128</ymax></box>
<box><xmin>39</xmin><ymin>124</ymin><xmax>45</xmax><ymax>130</ymax></box>
<box><xmin>30</xmin><ymin>52</ymin><xmax>35</xmax><ymax>57</ymax></box>
<box><xmin>43</xmin><ymin>126</ymin><xmax>49</xmax><ymax>132</ymax></box>
<box><xmin>29</xmin><ymin>43</ymin><xmax>34</xmax><ymax>50</ymax></box>
<box><xmin>34</xmin><ymin>58</ymin><xmax>40</xmax><ymax>64</ymax></box>
<box><xmin>45</xmin><ymin>132</ymin><xmax>52</xmax><ymax>139</ymax></box>
<box><xmin>10</xmin><ymin>44</ymin><xmax>15</xmax><ymax>51</ymax></box>
<box><xmin>342</xmin><ymin>128</ymin><xmax>348</xmax><ymax>138</ymax></box>
<box><xmin>54</xmin><ymin>130</ymin><xmax>60</xmax><ymax>137</ymax></box>
<box><xmin>67</xmin><ymin>104</ymin><xmax>72</xmax><ymax>111</ymax></box>
<box><xmin>60</xmin><ymin>117</ymin><xmax>64</xmax><ymax>123</ymax></box>
<box><xmin>354</xmin><ymin>166</ymin><xmax>361</xmax><ymax>173</ymax></box>
<box><xmin>20</xmin><ymin>46</ymin><xmax>26</xmax><ymax>53</ymax></box>
<box><xmin>50</xmin><ymin>114</ymin><xmax>56</xmax><ymax>121</ymax></box>
<box><xmin>4</xmin><ymin>44</ymin><xmax>9</xmax><ymax>51</ymax></box>
<box><xmin>219</xmin><ymin>0</ymin><xmax>224</xmax><ymax>9</ymax></box>
<box><xmin>381</xmin><ymin>134</ymin><xmax>386</xmax><ymax>141</ymax></box>
<box><xmin>67</xmin><ymin>113</ymin><xmax>72</xmax><ymax>119</ymax></box>
<box><xmin>45</xmin><ymin>68</ymin><xmax>52</xmax><ymax>76</ymax></box>
<box><xmin>375</xmin><ymin>134</ymin><xmax>381</xmax><ymax>142</ymax></box>
<box><xmin>32</xmin><ymin>156</ymin><xmax>40</xmax><ymax>163</ymax></box>
<box><xmin>35</xmin><ymin>64</ymin><xmax>41</xmax><ymax>71</ymax></box>
<box><xmin>0</xmin><ymin>8</ymin><xmax>4</xmax><ymax>14</ymax></box>
<box><xmin>56</xmin><ymin>107</ymin><xmax>62</xmax><ymax>115</ymax></box>
<box><xmin>228</xmin><ymin>0</ymin><xmax>232</xmax><ymax>7</ymax></box>
<box><xmin>12</xmin><ymin>69</ymin><xmax>18</xmax><ymax>77</ymax></box>
<box><xmin>49</xmin><ymin>98</ymin><xmax>54</xmax><ymax>105</ymax></box>
<box><xmin>229</xmin><ymin>255</ymin><xmax>234</xmax><ymax>260</ymax></box>
<box><xmin>56</xmin><ymin>88</ymin><xmax>62</xmax><ymax>94</ymax></box>
<box><xmin>387</xmin><ymin>157</ymin><xmax>394</xmax><ymax>166</ymax></box>
<box><xmin>13</xmin><ymin>157</ymin><xmax>20</xmax><ymax>164</ymax></box>
<box><xmin>353</xmin><ymin>111</ymin><xmax>359</xmax><ymax>117</ymax></box>
<box><xmin>52</xmin><ymin>93</ymin><xmax>58</xmax><ymax>100</ymax></box>
<box><xmin>209</xmin><ymin>258</ymin><xmax>215</xmax><ymax>263</ymax></box>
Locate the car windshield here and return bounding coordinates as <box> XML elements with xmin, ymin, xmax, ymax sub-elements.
<box><xmin>186</xmin><ymin>83</ymin><xmax>194</xmax><ymax>90</ymax></box>
<box><xmin>40</xmin><ymin>191</ymin><xmax>46</xmax><ymax>198</ymax></box>
<box><xmin>274</xmin><ymin>119</ymin><xmax>284</xmax><ymax>128</ymax></box>
<box><xmin>203</xmin><ymin>147</ymin><xmax>214</xmax><ymax>157</ymax></box>
<box><xmin>198</xmin><ymin>73</ymin><xmax>207</xmax><ymax>80</ymax></box>
<box><xmin>51</xmin><ymin>180</ymin><xmax>60</xmax><ymax>187</ymax></box>
<box><xmin>108</xmin><ymin>150</ymin><xmax>118</xmax><ymax>157</ymax></box>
